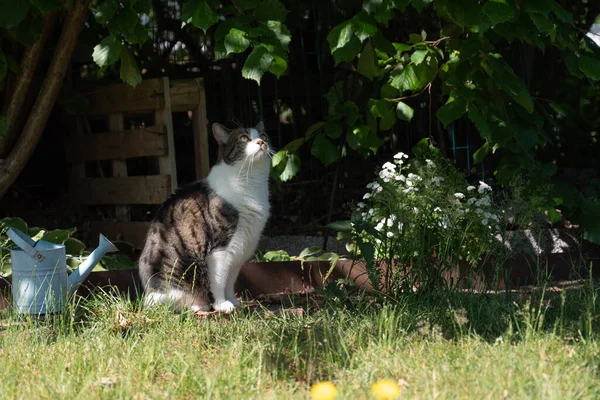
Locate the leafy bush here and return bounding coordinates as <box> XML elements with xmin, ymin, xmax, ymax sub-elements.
<box><xmin>333</xmin><ymin>141</ymin><xmax>503</xmax><ymax>294</ymax></box>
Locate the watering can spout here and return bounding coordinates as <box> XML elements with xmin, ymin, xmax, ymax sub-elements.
<box><xmin>67</xmin><ymin>234</ymin><xmax>118</xmax><ymax>295</ymax></box>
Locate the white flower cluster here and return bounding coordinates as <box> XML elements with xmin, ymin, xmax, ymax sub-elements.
<box><xmin>356</xmin><ymin>152</ymin><xmax>501</xmax><ymax>241</ymax></box>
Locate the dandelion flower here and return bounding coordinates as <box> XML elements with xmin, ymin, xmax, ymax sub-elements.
<box><xmin>372</xmin><ymin>379</ymin><xmax>401</xmax><ymax>400</ymax></box>
<box><xmin>310</xmin><ymin>381</ymin><xmax>338</xmax><ymax>400</ymax></box>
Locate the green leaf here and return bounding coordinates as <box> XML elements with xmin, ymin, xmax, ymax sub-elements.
<box><xmin>369</xmin><ymin>99</ymin><xmax>396</xmax><ymax>130</ymax></box>
<box><xmin>119</xmin><ymin>46</ymin><xmax>142</xmax><ymax>88</ymax></box>
<box><xmin>29</xmin><ymin>0</ymin><xmax>62</xmax><ymax>13</ymax></box>
<box><xmin>64</xmin><ymin>237</ymin><xmax>85</xmax><ymax>256</ymax></box>
<box><xmin>523</xmin><ymin>0</ymin><xmax>551</xmax><ymax>17</ymax></box>
<box><xmin>332</xmin><ymin>36</ymin><xmax>362</xmax><ymax>64</ymax></box>
<box><xmin>352</xmin><ymin>11</ymin><xmax>378</xmax><ymax>42</ymax></box>
<box><xmin>285</xmin><ymin>138</ymin><xmax>305</xmax><ymax>152</ymax></box>
<box><xmin>514</xmin><ymin>126</ymin><xmax>537</xmax><ymax>150</ymax></box>
<box><xmin>0</xmin><ymin>116</ymin><xmax>7</xmax><ymax>138</ymax></box>
<box><xmin>254</xmin><ymin>0</ymin><xmax>288</xmax><ymax>21</ymax></box>
<box><xmin>325</xmin><ymin>121</ymin><xmax>343</xmax><ymax>139</ymax></box>
<box><xmin>263</xmin><ymin>250</ymin><xmax>292</xmax><ymax>262</ymax></box>
<box><xmin>357</xmin><ymin>40</ymin><xmax>379</xmax><ymax>79</ymax></box>
<box><xmin>468</xmin><ymin>107</ymin><xmax>491</xmax><ymax>139</ymax></box>
<box><xmin>272</xmin><ymin>150</ymin><xmax>287</xmax><ymax>167</ymax></box>
<box><xmin>436</xmin><ymin>98</ymin><xmax>467</xmax><ymax>127</ymax></box>
<box><xmin>578</xmin><ymin>55</ymin><xmax>600</xmax><ymax>81</ymax></box>
<box><xmin>95</xmin><ymin>0</ymin><xmax>118</xmax><ymax>25</ymax></box>
<box><xmin>328</xmin><ymin>220</ymin><xmax>353</xmax><ymax>232</ymax></box>
<box><xmin>41</xmin><ymin>229</ymin><xmax>75</xmax><ymax>245</ymax></box>
<box><xmin>393</xmin><ymin>42</ymin><xmax>412</xmax><ymax>53</ymax></box>
<box><xmin>101</xmin><ymin>254</ymin><xmax>136</xmax><ymax>270</ymax></box>
<box><xmin>181</xmin><ymin>0</ymin><xmax>219</xmax><ymax>33</ymax></box>
<box><xmin>551</xmin><ymin>3</ymin><xmax>572</xmax><ymax>24</ymax></box>
<box><xmin>357</xmin><ymin>240</ymin><xmax>375</xmax><ymax>262</ymax></box>
<box><xmin>13</xmin><ymin>15</ymin><xmax>42</xmax><ymax>47</ymax></box>
<box><xmin>1</xmin><ymin>217</ymin><xmax>27</xmax><ymax>235</ymax></box>
<box><xmin>391</xmin><ymin>64</ymin><xmax>420</xmax><ymax>91</ymax></box>
<box><xmin>298</xmin><ymin>246</ymin><xmax>322</xmax><ymax>259</ymax></box>
<box><xmin>529</xmin><ymin>12</ymin><xmax>554</xmax><ymax>33</ymax></box>
<box><xmin>242</xmin><ymin>46</ymin><xmax>273</xmax><ymax>85</ymax></box>
<box><xmin>0</xmin><ymin>0</ymin><xmax>29</xmax><ymax>28</ymax></box>
<box><xmin>363</xmin><ymin>0</ymin><xmax>383</xmax><ymax>13</ymax></box>
<box><xmin>396</xmin><ymin>101</ymin><xmax>414</xmax><ymax>121</ymax></box>
<box><xmin>304</xmin><ymin>121</ymin><xmax>325</xmax><ymax>139</ymax></box>
<box><xmin>265</xmin><ymin>20</ymin><xmax>291</xmax><ymax>50</ymax></box>
<box><xmin>224</xmin><ymin>28</ymin><xmax>250</xmax><ymax>55</ymax></box>
<box><xmin>482</xmin><ymin>0</ymin><xmax>516</xmax><ymax>26</ymax></box>
<box><xmin>280</xmin><ymin>153</ymin><xmax>300</xmax><ymax>182</ymax></box>
<box><xmin>473</xmin><ymin>142</ymin><xmax>489</xmax><ymax>164</ymax></box>
<box><xmin>311</xmin><ymin>133</ymin><xmax>340</xmax><ymax>167</ymax></box>
<box><xmin>269</xmin><ymin>54</ymin><xmax>287</xmax><ymax>78</ymax></box>
<box><xmin>410</xmin><ymin>49</ymin><xmax>427</xmax><ymax>65</ymax></box>
<box><xmin>93</xmin><ymin>35</ymin><xmax>122</xmax><ymax>68</ymax></box>
<box><xmin>327</xmin><ymin>19</ymin><xmax>355</xmax><ymax>52</ymax></box>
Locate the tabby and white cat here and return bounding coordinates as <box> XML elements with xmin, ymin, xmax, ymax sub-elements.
<box><xmin>138</xmin><ymin>122</ymin><xmax>271</xmax><ymax>313</ymax></box>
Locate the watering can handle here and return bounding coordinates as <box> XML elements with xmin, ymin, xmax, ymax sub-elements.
<box><xmin>6</xmin><ymin>227</ymin><xmax>45</xmax><ymax>262</ymax></box>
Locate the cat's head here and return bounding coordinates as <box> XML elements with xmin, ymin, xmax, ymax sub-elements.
<box><xmin>212</xmin><ymin>121</ymin><xmax>272</xmax><ymax>166</ymax></box>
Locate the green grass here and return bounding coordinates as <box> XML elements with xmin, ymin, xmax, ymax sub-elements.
<box><xmin>1</xmin><ymin>281</ymin><xmax>600</xmax><ymax>399</ymax></box>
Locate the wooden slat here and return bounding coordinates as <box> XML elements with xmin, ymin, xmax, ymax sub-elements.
<box><xmin>108</xmin><ymin>114</ymin><xmax>129</xmax><ymax>220</ymax></box>
<box><xmin>65</xmin><ymin>126</ymin><xmax>167</xmax><ymax>162</ymax></box>
<box><xmin>170</xmin><ymin>79</ymin><xmax>200</xmax><ymax>112</ymax></box>
<box><xmin>155</xmin><ymin>77</ymin><xmax>178</xmax><ymax>193</ymax></box>
<box><xmin>70</xmin><ymin>176</ymin><xmax>171</xmax><ymax>205</ymax></box>
<box><xmin>193</xmin><ymin>78</ymin><xmax>210</xmax><ymax>180</ymax></box>
<box><xmin>86</xmin><ymin>79</ymin><xmax>164</xmax><ymax>115</ymax></box>
<box><xmin>89</xmin><ymin>221</ymin><xmax>151</xmax><ymax>249</ymax></box>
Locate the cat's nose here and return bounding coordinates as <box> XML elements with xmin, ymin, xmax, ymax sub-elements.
<box><xmin>256</xmin><ymin>139</ymin><xmax>264</xmax><ymax>146</ymax></box>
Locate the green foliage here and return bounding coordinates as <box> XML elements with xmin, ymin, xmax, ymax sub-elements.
<box><xmin>181</xmin><ymin>0</ymin><xmax>219</xmax><ymax>33</ymax></box>
<box><xmin>1</xmin><ymin>0</ymin><xmax>599</xmax><ymax>241</ymax></box>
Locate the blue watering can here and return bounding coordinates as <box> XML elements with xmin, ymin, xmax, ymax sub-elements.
<box><xmin>6</xmin><ymin>227</ymin><xmax>118</xmax><ymax>314</ymax></box>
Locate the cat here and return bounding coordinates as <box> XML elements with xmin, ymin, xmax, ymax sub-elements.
<box><xmin>138</xmin><ymin>121</ymin><xmax>272</xmax><ymax>313</ymax></box>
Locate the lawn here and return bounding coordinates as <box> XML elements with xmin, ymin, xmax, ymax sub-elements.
<box><xmin>1</xmin><ymin>281</ymin><xmax>600</xmax><ymax>400</ymax></box>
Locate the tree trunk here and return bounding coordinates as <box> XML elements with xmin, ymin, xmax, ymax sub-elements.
<box><xmin>0</xmin><ymin>12</ymin><xmax>56</xmax><ymax>158</ymax></box>
<box><xmin>0</xmin><ymin>0</ymin><xmax>90</xmax><ymax>199</ymax></box>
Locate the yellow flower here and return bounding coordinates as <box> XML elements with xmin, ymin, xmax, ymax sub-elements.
<box><xmin>310</xmin><ymin>381</ymin><xmax>338</xmax><ymax>400</ymax></box>
<box><xmin>371</xmin><ymin>379</ymin><xmax>401</xmax><ymax>400</ymax></box>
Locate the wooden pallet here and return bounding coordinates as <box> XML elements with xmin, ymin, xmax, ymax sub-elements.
<box><xmin>65</xmin><ymin>77</ymin><xmax>210</xmax><ymax>248</ymax></box>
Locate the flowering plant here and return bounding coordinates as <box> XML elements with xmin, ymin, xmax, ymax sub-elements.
<box><xmin>342</xmin><ymin>144</ymin><xmax>501</xmax><ymax>293</ymax></box>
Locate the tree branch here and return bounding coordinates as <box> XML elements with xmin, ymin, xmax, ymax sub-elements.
<box><xmin>0</xmin><ymin>12</ymin><xmax>56</xmax><ymax>158</ymax></box>
<box><xmin>0</xmin><ymin>0</ymin><xmax>91</xmax><ymax>199</ymax></box>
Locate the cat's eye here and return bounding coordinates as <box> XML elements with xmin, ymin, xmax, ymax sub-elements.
<box><xmin>239</xmin><ymin>135</ymin><xmax>250</xmax><ymax>142</ymax></box>
<box><xmin>260</xmin><ymin>134</ymin><xmax>267</xmax><ymax>140</ymax></box>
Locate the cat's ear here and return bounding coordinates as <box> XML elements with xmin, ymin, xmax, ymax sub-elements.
<box><xmin>212</xmin><ymin>123</ymin><xmax>231</xmax><ymax>145</ymax></box>
<box><xmin>255</xmin><ymin>120</ymin><xmax>265</xmax><ymax>132</ymax></box>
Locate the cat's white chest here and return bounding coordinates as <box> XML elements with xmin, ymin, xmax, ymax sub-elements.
<box><xmin>207</xmin><ymin>161</ymin><xmax>270</xmax><ymax>260</ymax></box>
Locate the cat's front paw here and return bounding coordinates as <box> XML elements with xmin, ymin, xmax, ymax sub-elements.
<box><xmin>213</xmin><ymin>300</ymin><xmax>236</xmax><ymax>313</ymax></box>
<box><xmin>228</xmin><ymin>297</ymin><xmax>242</xmax><ymax>308</ymax></box>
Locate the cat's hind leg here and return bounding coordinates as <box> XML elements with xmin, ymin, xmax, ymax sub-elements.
<box><xmin>143</xmin><ymin>289</ymin><xmax>211</xmax><ymax>313</ymax></box>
